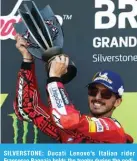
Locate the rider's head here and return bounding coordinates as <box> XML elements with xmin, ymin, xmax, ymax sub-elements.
<box><xmin>87</xmin><ymin>70</ymin><xmax>124</xmax><ymax>117</ymax></box>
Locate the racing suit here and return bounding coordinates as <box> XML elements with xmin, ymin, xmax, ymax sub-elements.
<box><xmin>13</xmin><ymin>61</ymin><xmax>133</xmax><ymax>143</ymax></box>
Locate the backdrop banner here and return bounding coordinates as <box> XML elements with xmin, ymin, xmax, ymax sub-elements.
<box><xmin>1</xmin><ymin>0</ymin><xmax>137</xmax><ymax>143</ymax></box>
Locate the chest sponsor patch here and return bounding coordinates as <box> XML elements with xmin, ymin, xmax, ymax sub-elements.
<box><xmin>86</xmin><ymin>116</ymin><xmax>96</xmax><ymax>132</ymax></box>
<box><xmin>91</xmin><ymin>117</ymin><xmax>104</xmax><ymax>132</ymax></box>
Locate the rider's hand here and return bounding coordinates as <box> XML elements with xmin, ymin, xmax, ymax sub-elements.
<box><xmin>49</xmin><ymin>55</ymin><xmax>69</xmax><ymax>77</ymax></box>
<box><xmin>15</xmin><ymin>34</ymin><xmax>33</xmax><ymax>62</ymax></box>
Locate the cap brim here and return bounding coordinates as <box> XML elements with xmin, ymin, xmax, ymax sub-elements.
<box><xmin>88</xmin><ymin>80</ymin><xmax>116</xmax><ymax>93</ymax></box>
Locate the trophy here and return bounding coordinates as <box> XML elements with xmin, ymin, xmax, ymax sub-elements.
<box><xmin>13</xmin><ymin>0</ymin><xmax>77</xmax><ymax>84</ymax></box>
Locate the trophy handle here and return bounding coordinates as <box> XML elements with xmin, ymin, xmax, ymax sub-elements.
<box><xmin>61</xmin><ymin>63</ymin><xmax>77</xmax><ymax>84</ymax></box>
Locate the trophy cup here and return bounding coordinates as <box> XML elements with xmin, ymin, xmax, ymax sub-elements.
<box><xmin>13</xmin><ymin>0</ymin><xmax>77</xmax><ymax>84</ymax></box>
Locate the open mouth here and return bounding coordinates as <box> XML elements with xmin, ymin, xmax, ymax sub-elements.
<box><xmin>92</xmin><ymin>101</ymin><xmax>105</xmax><ymax>108</ymax></box>
<box><xmin>94</xmin><ymin>102</ymin><xmax>102</xmax><ymax>107</ymax></box>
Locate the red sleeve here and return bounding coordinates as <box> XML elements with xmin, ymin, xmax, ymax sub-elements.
<box><xmin>46</xmin><ymin>79</ymin><xmax>80</xmax><ymax>129</ymax></box>
<box><xmin>46</xmin><ymin>80</ymin><xmax>133</xmax><ymax>143</ymax></box>
<box><xmin>13</xmin><ymin>62</ymin><xmax>60</xmax><ymax>141</ymax></box>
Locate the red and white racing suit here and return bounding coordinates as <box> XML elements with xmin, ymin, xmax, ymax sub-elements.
<box><xmin>13</xmin><ymin>62</ymin><xmax>133</xmax><ymax>143</ymax></box>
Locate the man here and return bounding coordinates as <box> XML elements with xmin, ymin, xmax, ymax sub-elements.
<box><xmin>14</xmin><ymin>34</ymin><xmax>133</xmax><ymax>143</ymax></box>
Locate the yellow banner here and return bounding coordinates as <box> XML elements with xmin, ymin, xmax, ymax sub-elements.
<box><xmin>113</xmin><ymin>92</ymin><xmax>137</xmax><ymax>143</ymax></box>
<box><xmin>0</xmin><ymin>94</ymin><xmax>8</xmax><ymax>108</ymax></box>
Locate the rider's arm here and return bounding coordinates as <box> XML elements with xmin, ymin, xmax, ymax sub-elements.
<box><xmin>13</xmin><ymin>61</ymin><xmax>60</xmax><ymax>140</ymax></box>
